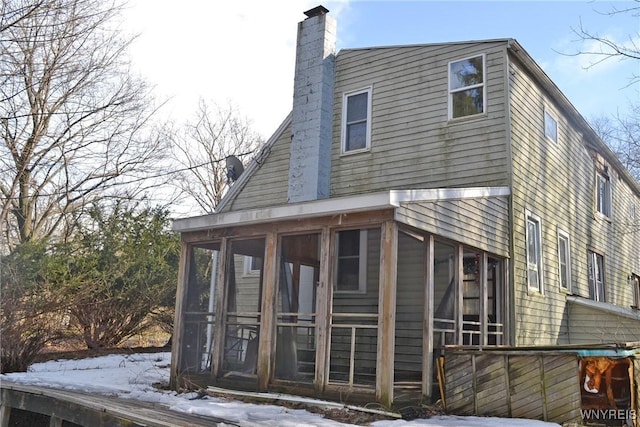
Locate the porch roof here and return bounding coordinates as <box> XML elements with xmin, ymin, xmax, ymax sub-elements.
<box><xmin>172</xmin><ymin>186</ymin><xmax>510</xmax><ymax>233</ymax></box>
<box><xmin>567</xmin><ymin>295</ymin><xmax>640</xmax><ymax>322</ymax></box>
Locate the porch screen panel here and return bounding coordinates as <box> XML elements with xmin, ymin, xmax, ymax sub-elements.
<box><xmin>179</xmin><ymin>243</ymin><xmax>220</xmax><ymax>374</ymax></box>
<box><xmin>462</xmin><ymin>250</ymin><xmax>482</xmax><ymax>345</ymax></box>
<box><xmin>222</xmin><ymin>238</ymin><xmax>265</xmax><ymax>374</ymax></box>
<box><xmin>433</xmin><ymin>241</ymin><xmax>456</xmax><ymax>355</ymax></box>
<box><xmin>275</xmin><ymin>233</ymin><xmax>320</xmax><ymax>382</ymax></box>
<box><xmin>329</xmin><ymin>228</ymin><xmax>380</xmax><ymax>386</ymax></box>
<box><xmin>394</xmin><ymin>231</ymin><xmax>425</xmax><ymax>384</ymax></box>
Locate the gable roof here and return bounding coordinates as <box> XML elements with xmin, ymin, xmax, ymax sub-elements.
<box><xmin>214</xmin><ymin>38</ymin><xmax>639</xmax><ymax>215</ymax></box>
<box><xmin>215</xmin><ymin>112</ymin><xmax>292</xmax><ymax>213</ymax></box>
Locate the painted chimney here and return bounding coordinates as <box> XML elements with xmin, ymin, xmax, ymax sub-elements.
<box><xmin>287</xmin><ymin>5</ymin><xmax>336</xmax><ymax>203</ymax></box>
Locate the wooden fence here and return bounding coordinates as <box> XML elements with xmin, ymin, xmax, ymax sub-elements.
<box><xmin>443</xmin><ymin>343</ymin><xmax>640</xmax><ymax>426</ymax></box>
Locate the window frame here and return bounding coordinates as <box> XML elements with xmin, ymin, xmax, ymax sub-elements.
<box><xmin>631</xmin><ymin>274</ymin><xmax>640</xmax><ymax>309</ymax></box>
<box><xmin>341</xmin><ymin>87</ymin><xmax>372</xmax><ymax>154</ymax></box>
<box><xmin>525</xmin><ymin>210</ymin><xmax>544</xmax><ymax>294</ymax></box>
<box><xmin>334</xmin><ymin>229</ymin><xmax>368</xmax><ymax>293</ymax></box>
<box><xmin>595</xmin><ymin>170</ymin><xmax>612</xmax><ymax>219</ymax></box>
<box><xmin>243</xmin><ymin>255</ymin><xmax>262</xmax><ymax>275</ymax></box>
<box><xmin>448</xmin><ymin>53</ymin><xmax>486</xmax><ymax>120</ymax></box>
<box><xmin>587</xmin><ymin>250</ymin><xmax>605</xmax><ymax>302</ymax></box>
<box><xmin>557</xmin><ymin>229</ymin><xmax>571</xmax><ymax>293</ymax></box>
<box><xmin>544</xmin><ymin>109</ymin><xmax>558</xmax><ymax>143</ymax></box>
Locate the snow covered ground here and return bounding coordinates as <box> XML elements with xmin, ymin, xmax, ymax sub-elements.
<box><xmin>1</xmin><ymin>352</ymin><xmax>561</xmax><ymax>427</ymax></box>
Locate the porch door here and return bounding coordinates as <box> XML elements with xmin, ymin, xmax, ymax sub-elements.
<box><xmin>273</xmin><ymin>233</ymin><xmax>320</xmax><ymax>383</ymax></box>
<box><xmin>178</xmin><ymin>242</ymin><xmax>221</xmax><ymax>374</ymax></box>
<box><xmin>221</xmin><ymin>238</ymin><xmax>265</xmax><ymax>375</ymax></box>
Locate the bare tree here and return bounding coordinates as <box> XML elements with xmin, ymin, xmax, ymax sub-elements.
<box><xmin>568</xmin><ymin>1</ymin><xmax>640</xmax><ymax>84</ymax></box>
<box><xmin>0</xmin><ymin>0</ymin><xmax>168</xmax><ymax>249</ymax></box>
<box><xmin>566</xmin><ymin>1</ymin><xmax>640</xmax><ymax>184</ymax></box>
<box><xmin>591</xmin><ymin>105</ymin><xmax>640</xmax><ymax>181</ymax></box>
<box><xmin>171</xmin><ymin>100</ymin><xmax>263</xmax><ymax>214</ymax></box>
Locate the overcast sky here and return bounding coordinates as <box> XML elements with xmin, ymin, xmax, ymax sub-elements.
<box><xmin>123</xmin><ymin>0</ymin><xmax>640</xmax><ymax>138</ymax></box>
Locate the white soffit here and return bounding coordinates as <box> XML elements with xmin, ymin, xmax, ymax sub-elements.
<box><xmin>172</xmin><ymin>186</ymin><xmax>510</xmax><ymax>232</ymax></box>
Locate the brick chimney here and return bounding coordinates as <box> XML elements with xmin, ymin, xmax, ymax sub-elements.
<box><xmin>287</xmin><ymin>5</ymin><xmax>336</xmax><ymax>203</ymax></box>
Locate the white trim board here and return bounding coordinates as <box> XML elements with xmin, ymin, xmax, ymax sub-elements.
<box><xmin>172</xmin><ymin>186</ymin><xmax>510</xmax><ymax>232</ymax></box>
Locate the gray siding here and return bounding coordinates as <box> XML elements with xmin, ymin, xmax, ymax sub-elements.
<box><xmin>508</xmin><ymin>54</ymin><xmax>640</xmax><ymax>346</ymax></box>
<box><xmin>567</xmin><ymin>302</ymin><xmax>640</xmax><ymax>344</ymax></box>
<box><xmin>331</xmin><ymin>42</ymin><xmax>510</xmax><ymax>196</ymax></box>
<box><xmin>395</xmin><ymin>197</ymin><xmax>510</xmax><ymax>257</ymax></box>
<box><xmin>221</xmin><ymin>124</ymin><xmax>291</xmax><ymax>212</ymax></box>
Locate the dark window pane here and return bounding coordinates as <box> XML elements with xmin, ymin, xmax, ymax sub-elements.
<box><xmin>337</xmin><ymin>258</ymin><xmax>360</xmax><ymax>291</ymax></box>
<box><xmin>347</xmin><ymin>92</ymin><xmax>368</xmax><ymax>122</ymax></box>
<box><xmin>452</xmin><ymin>88</ymin><xmax>483</xmax><ymax>118</ymax></box>
<box><xmin>339</xmin><ymin>230</ymin><xmax>360</xmax><ymax>256</ymax></box>
<box><xmin>346</xmin><ymin>122</ymin><xmax>367</xmax><ymax>151</ymax></box>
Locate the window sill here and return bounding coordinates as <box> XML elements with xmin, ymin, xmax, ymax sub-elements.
<box><xmin>593</xmin><ymin>212</ymin><xmax>613</xmax><ymax>223</ymax></box>
<box><xmin>526</xmin><ymin>288</ymin><xmax>545</xmax><ymax>297</ymax></box>
<box><xmin>340</xmin><ymin>147</ymin><xmax>371</xmax><ymax>157</ymax></box>
<box><xmin>447</xmin><ymin>112</ymin><xmax>487</xmax><ymax>124</ymax></box>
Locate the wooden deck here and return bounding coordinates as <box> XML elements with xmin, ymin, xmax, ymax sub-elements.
<box><xmin>0</xmin><ymin>382</ymin><xmax>236</xmax><ymax>427</ymax></box>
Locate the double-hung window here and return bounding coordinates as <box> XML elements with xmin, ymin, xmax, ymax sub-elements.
<box><xmin>449</xmin><ymin>54</ymin><xmax>485</xmax><ymax>119</ymax></box>
<box><xmin>335</xmin><ymin>229</ymin><xmax>367</xmax><ymax>293</ymax></box>
<box><xmin>595</xmin><ymin>171</ymin><xmax>612</xmax><ymax>218</ymax></box>
<box><xmin>341</xmin><ymin>87</ymin><xmax>372</xmax><ymax>153</ymax></box>
<box><xmin>587</xmin><ymin>250</ymin><xmax>605</xmax><ymax>302</ymax></box>
<box><xmin>525</xmin><ymin>211</ymin><xmax>543</xmax><ymax>293</ymax></box>
<box><xmin>557</xmin><ymin>230</ymin><xmax>571</xmax><ymax>292</ymax></box>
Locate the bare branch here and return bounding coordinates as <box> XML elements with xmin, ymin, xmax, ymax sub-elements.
<box><xmin>0</xmin><ymin>0</ymin><xmax>169</xmax><ymax>248</ymax></box>
<box><xmin>169</xmin><ymin>99</ymin><xmax>263</xmax><ymax>214</ymax></box>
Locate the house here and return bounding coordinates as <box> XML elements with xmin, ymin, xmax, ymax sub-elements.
<box><xmin>169</xmin><ymin>6</ymin><xmax>640</xmax><ymax>409</ymax></box>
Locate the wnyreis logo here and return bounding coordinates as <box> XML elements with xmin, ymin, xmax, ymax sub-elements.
<box><xmin>581</xmin><ymin>409</ymin><xmax>637</xmax><ymax>421</ymax></box>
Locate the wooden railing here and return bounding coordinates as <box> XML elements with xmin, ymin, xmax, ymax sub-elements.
<box><xmin>328</xmin><ymin>312</ymin><xmax>378</xmax><ymax>386</ymax></box>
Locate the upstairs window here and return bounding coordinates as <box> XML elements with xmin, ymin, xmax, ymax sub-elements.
<box><xmin>335</xmin><ymin>229</ymin><xmax>367</xmax><ymax>293</ymax></box>
<box><xmin>587</xmin><ymin>250</ymin><xmax>605</xmax><ymax>302</ymax></box>
<box><xmin>525</xmin><ymin>211</ymin><xmax>543</xmax><ymax>293</ymax></box>
<box><xmin>557</xmin><ymin>230</ymin><xmax>571</xmax><ymax>292</ymax></box>
<box><xmin>341</xmin><ymin>87</ymin><xmax>372</xmax><ymax>153</ymax></box>
<box><xmin>595</xmin><ymin>171</ymin><xmax>612</xmax><ymax>218</ymax></box>
<box><xmin>449</xmin><ymin>54</ymin><xmax>485</xmax><ymax>119</ymax></box>
<box><xmin>544</xmin><ymin>110</ymin><xmax>558</xmax><ymax>143</ymax></box>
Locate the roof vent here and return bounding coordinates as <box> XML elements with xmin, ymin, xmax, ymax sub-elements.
<box><xmin>304</xmin><ymin>5</ymin><xmax>329</xmax><ymax>18</ymax></box>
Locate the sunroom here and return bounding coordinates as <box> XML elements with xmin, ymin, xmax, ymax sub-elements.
<box><xmin>170</xmin><ymin>187</ymin><xmax>511</xmax><ymax>406</ymax></box>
